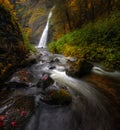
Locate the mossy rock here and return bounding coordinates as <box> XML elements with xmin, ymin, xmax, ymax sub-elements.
<box><xmin>66</xmin><ymin>59</ymin><xmax>93</xmax><ymax>78</ymax></box>
<box><xmin>41</xmin><ymin>89</ymin><xmax>72</xmax><ymax>105</ymax></box>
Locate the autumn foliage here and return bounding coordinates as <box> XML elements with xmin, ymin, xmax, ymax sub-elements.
<box><xmin>0</xmin><ymin>0</ymin><xmax>14</xmax><ymax>12</ymax></box>
<box><xmin>51</xmin><ymin>0</ymin><xmax>120</xmax><ymax>40</ymax></box>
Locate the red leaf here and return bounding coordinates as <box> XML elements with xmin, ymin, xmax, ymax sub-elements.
<box><xmin>22</xmin><ymin>77</ymin><xmax>28</xmax><ymax>81</ymax></box>
<box><xmin>0</xmin><ymin>121</ymin><xmax>3</xmax><ymax>127</ymax></box>
<box><xmin>42</xmin><ymin>75</ymin><xmax>48</xmax><ymax>80</ymax></box>
<box><xmin>11</xmin><ymin>121</ymin><xmax>17</xmax><ymax>127</ymax></box>
<box><xmin>0</xmin><ymin>115</ymin><xmax>6</xmax><ymax>121</ymax></box>
<box><xmin>21</xmin><ymin>110</ymin><xmax>27</xmax><ymax>117</ymax></box>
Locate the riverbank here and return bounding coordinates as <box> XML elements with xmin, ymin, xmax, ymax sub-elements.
<box><xmin>48</xmin><ymin>11</ymin><xmax>120</xmax><ymax>71</ymax></box>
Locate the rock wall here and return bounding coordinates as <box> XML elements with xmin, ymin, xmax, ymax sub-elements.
<box><xmin>0</xmin><ymin>4</ymin><xmax>23</xmax><ymax>46</ymax></box>
<box><xmin>0</xmin><ymin>4</ymin><xmax>28</xmax><ymax>84</ymax></box>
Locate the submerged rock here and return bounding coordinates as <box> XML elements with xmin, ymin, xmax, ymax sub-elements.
<box><xmin>66</xmin><ymin>59</ymin><xmax>93</xmax><ymax>78</ymax></box>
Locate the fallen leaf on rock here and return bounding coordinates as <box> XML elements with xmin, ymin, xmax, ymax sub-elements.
<box><xmin>0</xmin><ymin>121</ymin><xmax>3</xmax><ymax>127</ymax></box>
<box><xmin>11</xmin><ymin>121</ymin><xmax>17</xmax><ymax>127</ymax></box>
<box><xmin>0</xmin><ymin>115</ymin><xmax>6</xmax><ymax>121</ymax></box>
<box><xmin>21</xmin><ymin>110</ymin><xmax>27</xmax><ymax>117</ymax></box>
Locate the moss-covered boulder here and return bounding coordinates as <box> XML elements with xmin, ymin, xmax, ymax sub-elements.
<box><xmin>66</xmin><ymin>59</ymin><xmax>93</xmax><ymax>78</ymax></box>
<box><xmin>40</xmin><ymin>89</ymin><xmax>72</xmax><ymax>105</ymax></box>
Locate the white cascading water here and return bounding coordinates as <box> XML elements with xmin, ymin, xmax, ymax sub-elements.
<box><xmin>92</xmin><ymin>66</ymin><xmax>120</xmax><ymax>79</ymax></box>
<box><xmin>50</xmin><ymin>70</ymin><xmax>101</xmax><ymax>104</ymax></box>
<box><xmin>38</xmin><ymin>10</ymin><xmax>53</xmax><ymax>48</ymax></box>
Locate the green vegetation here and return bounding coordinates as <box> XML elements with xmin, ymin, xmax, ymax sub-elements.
<box><xmin>49</xmin><ymin>11</ymin><xmax>120</xmax><ymax>70</ymax></box>
<box><xmin>22</xmin><ymin>28</ymin><xmax>36</xmax><ymax>52</ymax></box>
<box><xmin>51</xmin><ymin>0</ymin><xmax>120</xmax><ymax>40</ymax></box>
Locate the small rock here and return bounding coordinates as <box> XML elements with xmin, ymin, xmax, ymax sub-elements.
<box><xmin>49</xmin><ymin>66</ymin><xmax>56</xmax><ymax>70</ymax></box>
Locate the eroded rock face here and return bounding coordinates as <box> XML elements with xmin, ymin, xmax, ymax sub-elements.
<box><xmin>0</xmin><ymin>4</ymin><xmax>28</xmax><ymax>84</ymax></box>
<box><xmin>0</xmin><ymin>4</ymin><xmax>23</xmax><ymax>45</ymax></box>
<box><xmin>66</xmin><ymin>59</ymin><xmax>93</xmax><ymax>78</ymax></box>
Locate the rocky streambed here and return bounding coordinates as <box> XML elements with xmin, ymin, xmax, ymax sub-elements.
<box><xmin>0</xmin><ymin>48</ymin><xmax>120</xmax><ymax>130</ymax></box>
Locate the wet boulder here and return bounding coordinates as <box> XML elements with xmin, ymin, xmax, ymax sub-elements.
<box><xmin>0</xmin><ymin>96</ymin><xmax>35</xmax><ymax>130</ymax></box>
<box><xmin>37</xmin><ymin>73</ymin><xmax>54</xmax><ymax>89</ymax></box>
<box><xmin>66</xmin><ymin>59</ymin><xmax>93</xmax><ymax>78</ymax></box>
<box><xmin>6</xmin><ymin>69</ymin><xmax>34</xmax><ymax>88</ymax></box>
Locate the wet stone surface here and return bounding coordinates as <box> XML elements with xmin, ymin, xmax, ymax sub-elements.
<box><xmin>0</xmin><ymin>48</ymin><xmax>120</xmax><ymax>130</ymax></box>
<box><xmin>6</xmin><ymin>69</ymin><xmax>35</xmax><ymax>88</ymax></box>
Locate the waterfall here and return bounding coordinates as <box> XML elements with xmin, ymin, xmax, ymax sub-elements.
<box><xmin>38</xmin><ymin>9</ymin><xmax>53</xmax><ymax>48</ymax></box>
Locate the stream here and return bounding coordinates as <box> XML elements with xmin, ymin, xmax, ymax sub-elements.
<box><xmin>0</xmin><ymin>8</ymin><xmax>120</xmax><ymax>130</ymax></box>
<box><xmin>0</xmin><ymin>47</ymin><xmax>120</xmax><ymax>130</ymax></box>
<box><xmin>24</xmin><ymin>48</ymin><xmax>120</xmax><ymax>130</ymax></box>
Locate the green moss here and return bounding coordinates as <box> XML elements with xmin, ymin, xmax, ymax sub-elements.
<box><xmin>50</xmin><ymin>89</ymin><xmax>72</xmax><ymax>104</ymax></box>
<box><xmin>43</xmin><ymin>89</ymin><xmax>72</xmax><ymax>105</ymax></box>
<box><xmin>22</xmin><ymin>30</ymin><xmax>36</xmax><ymax>52</ymax></box>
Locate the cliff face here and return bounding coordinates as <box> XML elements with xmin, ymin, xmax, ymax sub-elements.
<box><xmin>0</xmin><ymin>4</ymin><xmax>28</xmax><ymax>83</ymax></box>
<box><xmin>0</xmin><ymin>4</ymin><xmax>23</xmax><ymax>46</ymax></box>
<box><xmin>0</xmin><ymin>0</ymin><xmax>54</xmax><ymax>83</ymax></box>
<box><xmin>10</xmin><ymin>0</ymin><xmax>53</xmax><ymax>45</ymax></box>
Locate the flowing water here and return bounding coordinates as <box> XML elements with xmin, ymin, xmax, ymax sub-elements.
<box><xmin>0</xmin><ymin>48</ymin><xmax>120</xmax><ymax>130</ymax></box>
<box><xmin>22</xmin><ymin>48</ymin><xmax>119</xmax><ymax>130</ymax></box>
<box><xmin>0</xmin><ymin>9</ymin><xmax>120</xmax><ymax>130</ymax></box>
